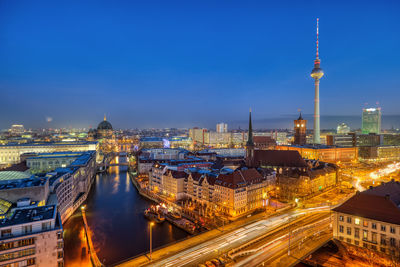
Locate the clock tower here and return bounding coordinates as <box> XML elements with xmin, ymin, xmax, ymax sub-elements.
<box><xmin>294</xmin><ymin>112</ymin><xmax>307</xmax><ymax>145</ymax></box>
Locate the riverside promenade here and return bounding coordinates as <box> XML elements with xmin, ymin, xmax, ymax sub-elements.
<box><xmin>81</xmin><ymin>208</ymin><xmax>104</xmax><ymax>267</ymax></box>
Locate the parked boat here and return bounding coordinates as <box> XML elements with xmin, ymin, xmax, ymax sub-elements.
<box><xmin>144</xmin><ymin>209</ymin><xmax>165</xmax><ymax>223</ymax></box>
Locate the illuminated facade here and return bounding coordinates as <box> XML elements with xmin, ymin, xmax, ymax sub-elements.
<box><xmin>362</xmin><ymin>108</ymin><xmax>381</xmax><ymax>134</ymax></box>
<box><xmin>277</xmin><ymin>160</ymin><xmax>337</xmax><ymax>201</ymax></box>
<box><xmin>333</xmin><ymin>181</ymin><xmax>400</xmax><ymax>257</ymax></box>
<box><xmin>0</xmin><ymin>141</ymin><xmax>98</xmax><ymax>166</ymax></box>
<box><xmin>359</xmin><ymin>145</ymin><xmax>400</xmax><ymax>161</ymax></box>
<box><xmin>275</xmin><ymin>145</ymin><xmax>357</xmax><ymax>163</ymax></box>
<box><xmin>213</xmin><ymin>168</ymin><xmax>273</xmax><ymax>217</ymax></box>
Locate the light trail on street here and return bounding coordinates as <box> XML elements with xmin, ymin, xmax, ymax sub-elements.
<box><xmin>144</xmin><ymin>206</ymin><xmax>331</xmax><ymax>267</ymax></box>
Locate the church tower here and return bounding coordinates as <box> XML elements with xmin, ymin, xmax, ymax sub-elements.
<box><xmin>294</xmin><ymin>112</ymin><xmax>307</xmax><ymax>145</ymax></box>
<box><xmin>246</xmin><ymin>109</ymin><xmax>255</xmax><ymax>166</ymax></box>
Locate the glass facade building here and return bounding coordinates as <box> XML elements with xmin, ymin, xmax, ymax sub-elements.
<box><xmin>362</xmin><ymin>108</ymin><xmax>381</xmax><ymax>134</ymax></box>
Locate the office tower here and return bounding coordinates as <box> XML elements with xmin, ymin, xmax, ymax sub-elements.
<box><xmin>362</xmin><ymin>108</ymin><xmax>381</xmax><ymax>134</ymax></box>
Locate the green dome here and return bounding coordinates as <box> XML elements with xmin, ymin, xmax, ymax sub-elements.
<box><xmin>97</xmin><ymin>114</ymin><xmax>113</xmax><ymax>130</ymax></box>
<box><xmin>97</xmin><ymin>120</ymin><xmax>113</xmax><ymax>130</ymax></box>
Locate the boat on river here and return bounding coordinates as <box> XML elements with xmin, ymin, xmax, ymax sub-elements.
<box><xmin>144</xmin><ymin>208</ymin><xmax>165</xmax><ymax>223</ymax></box>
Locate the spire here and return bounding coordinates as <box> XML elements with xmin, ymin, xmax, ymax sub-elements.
<box><xmin>298</xmin><ymin>111</ymin><xmax>303</xmax><ymax>120</ymax></box>
<box><xmin>316</xmin><ymin>18</ymin><xmax>319</xmax><ymax>60</ymax></box>
<box><xmin>247</xmin><ymin>108</ymin><xmax>254</xmax><ymax>146</ymax></box>
<box><xmin>104</xmin><ymin>114</ymin><xmax>107</xmax><ymax>121</ymax></box>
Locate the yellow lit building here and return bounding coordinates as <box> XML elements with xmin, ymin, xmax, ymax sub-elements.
<box><xmin>275</xmin><ymin>145</ymin><xmax>357</xmax><ymax>163</ymax></box>
<box><xmin>333</xmin><ymin>181</ymin><xmax>400</xmax><ymax>258</ymax></box>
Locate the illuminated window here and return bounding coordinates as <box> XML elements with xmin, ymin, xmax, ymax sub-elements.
<box><xmin>363</xmin><ymin>230</ymin><xmax>368</xmax><ymax>240</ymax></box>
<box><xmin>363</xmin><ymin>221</ymin><xmax>368</xmax><ymax>227</ymax></box>
<box><xmin>355</xmin><ymin>218</ymin><xmax>360</xmax><ymax>225</ymax></box>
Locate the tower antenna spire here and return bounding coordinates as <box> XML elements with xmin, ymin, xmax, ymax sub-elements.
<box><xmin>316</xmin><ymin>18</ymin><xmax>319</xmax><ymax>59</ymax></box>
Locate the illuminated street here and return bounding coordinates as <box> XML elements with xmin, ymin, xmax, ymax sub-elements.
<box><xmin>117</xmin><ymin>206</ymin><xmax>331</xmax><ymax>267</ymax></box>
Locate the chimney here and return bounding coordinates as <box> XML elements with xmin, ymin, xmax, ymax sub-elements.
<box><xmin>369</xmin><ymin>186</ymin><xmax>373</xmax><ymax>190</ymax></box>
<box><xmin>385</xmin><ymin>194</ymin><xmax>390</xmax><ymax>200</ymax></box>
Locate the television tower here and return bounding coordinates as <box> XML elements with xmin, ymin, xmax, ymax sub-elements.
<box><xmin>310</xmin><ymin>18</ymin><xmax>324</xmax><ymax>144</ymax></box>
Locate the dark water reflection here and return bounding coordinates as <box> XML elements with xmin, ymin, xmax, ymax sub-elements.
<box><xmin>64</xmin><ymin>157</ymin><xmax>189</xmax><ymax>266</ymax></box>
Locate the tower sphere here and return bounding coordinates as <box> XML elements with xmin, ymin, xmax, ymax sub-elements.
<box><xmin>311</xmin><ymin>67</ymin><xmax>324</xmax><ymax>80</ymax></box>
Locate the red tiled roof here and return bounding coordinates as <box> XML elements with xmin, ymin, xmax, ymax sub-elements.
<box><xmin>254</xmin><ymin>150</ymin><xmax>307</xmax><ymax>168</ymax></box>
<box><xmin>333</xmin><ymin>181</ymin><xmax>400</xmax><ymax>225</ymax></box>
<box><xmin>168</xmin><ymin>170</ymin><xmax>188</xmax><ymax>179</ymax></box>
<box><xmin>216</xmin><ymin>168</ymin><xmax>264</xmax><ymax>189</ymax></box>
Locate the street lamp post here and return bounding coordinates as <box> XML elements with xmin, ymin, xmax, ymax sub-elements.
<box><xmin>149</xmin><ymin>222</ymin><xmax>154</xmax><ymax>262</ymax></box>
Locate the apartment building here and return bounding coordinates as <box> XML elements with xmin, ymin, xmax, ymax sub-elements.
<box><xmin>0</xmin><ymin>205</ymin><xmax>63</xmax><ymax>267</ymax></box>
<box><xmin>333</xmin><ymin>180</ymin><xmax>400</xmax><ymax>257</ymax></box>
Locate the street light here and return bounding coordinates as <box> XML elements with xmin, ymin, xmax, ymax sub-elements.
<box><xmin>149</xmin><ymin>222</ymin><xmax>154</xmax><ymax>262</ymax></box>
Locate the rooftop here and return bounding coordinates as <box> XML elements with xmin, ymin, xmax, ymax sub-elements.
<box><xmin>333</xmin><ymin>180</ymin><xmax>400</xmax><ymax>225</ymax></box>
<box><xmin>0</xmin><ymin>171</ymin><xmax>32</xmax><ymax>182</ymax></box>
<box><xmin>26</xmin><ymin>151</ymin><xmax>84</xmax><ymax>160</ymax></box>
<box><xmin>255</xmin><ymin>150</ymin><xmax>308</xmax><ymax>168</ymax></box>
<box><xmin>0</xmin><ymin>205</ymin><xmax>56</xmax><ymax>228</ymax></box>
<box><xmin>0</xmin><ymin>141</ymin><xmax>98</xmax><ymax>148</ymax></box>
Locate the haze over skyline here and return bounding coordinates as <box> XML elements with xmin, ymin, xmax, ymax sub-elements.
<box><xmin>1</xmin><ymin>1</ymin><xmax>400</xmax><ymax>129</ymax></box>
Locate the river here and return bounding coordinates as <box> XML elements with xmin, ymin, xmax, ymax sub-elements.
<box><xmin>63</xmin><ymin>157</ymin><xmax>190</xmax><ymax>266</ymax></box>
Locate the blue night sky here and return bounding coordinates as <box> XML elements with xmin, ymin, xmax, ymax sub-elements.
<box><xmin>1</xmin><ymin>0</ymin><xmax>399</xmax><ymax>130</ymax></box>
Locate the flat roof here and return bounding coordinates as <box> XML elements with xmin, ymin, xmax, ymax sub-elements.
<box><xmin>27</xmin><ymin>151</ymin><xmax>84</xmax><ymax>160</ymax></box>
<box><xmin>0</xmin><ymin>171</ymin><xmax>32</xmax><ymax>181</ymax></box>
<box><xmin>0</xmin><ymin>174</ymin><xmax>48</xmax><ymax>190</ymax></box>
<box><xmin>0</xmin><ymin>141</ymin><xmax>98</xmax><ymax>147</ymax></box>
<box><xmin>0</xmin><ymin>205</ymin><xmax>56</xmax><ymax>227</ymax></box>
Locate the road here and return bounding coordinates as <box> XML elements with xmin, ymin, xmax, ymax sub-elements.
<box><xmin>234</xmin><ymin>214</ymin><xmax>332</xmax><ymax>267</ymax></box>
<box><xmin>142</xmin><ymin>206</ymin><xmax>331</xmax><ymax>267</ymax></box>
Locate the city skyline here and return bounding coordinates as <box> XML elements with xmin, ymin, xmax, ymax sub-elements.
<box><xmin>1</xmin><ymin>1</ymin><xmax>400</xmax><ymax>129</ymax></box>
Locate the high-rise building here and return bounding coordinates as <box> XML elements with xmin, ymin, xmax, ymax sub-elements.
<box><xmin>293</xmin><ymin>112</ymin><xmax>307</xmax><ymax>145</ymax></box>
<box><xmin>337</xmin><ymin>123</ymin><xmax>350</xmax><ymax>134</ymax></box>
<box><xmin>362</xmin><ymin>107</ymin><xmax>381</xmax><ymax>134</ymax></box>
<box><xmin>310</xmin><ymin>18</ymin><xmax>324</xmax><ymax>144</ymax></box>
<box><xmin>216</xmin><ymin>123</ymin><xmax>228</xmax><ymax>133</ymax></box>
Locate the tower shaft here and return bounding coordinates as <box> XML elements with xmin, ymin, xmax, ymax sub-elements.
<box><xmin>313</xmin><ymin>79</ymin><xmax>320</xmax><ymax>144</ymax></box>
